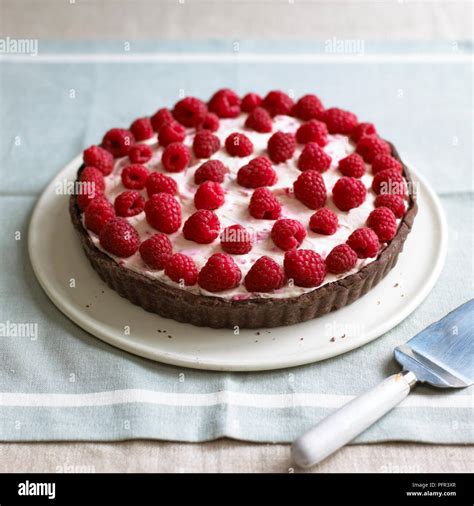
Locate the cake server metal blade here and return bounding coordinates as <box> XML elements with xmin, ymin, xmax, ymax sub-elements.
<box><xmin>394</xmin><ymin>299</ymin><xmax>474</xmax><ymax>388</ymax></box>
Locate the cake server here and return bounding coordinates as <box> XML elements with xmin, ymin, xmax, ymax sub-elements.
<box><xmin>292</xmin><ymin>299</ymin><xmax>474</xmax><ymax>468</ymax></box>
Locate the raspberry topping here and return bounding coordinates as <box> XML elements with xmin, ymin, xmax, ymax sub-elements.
<box><xmin>99</xmin><ymin>218</ymin><xmax>139</xmax><ymax>258</ymax></box>
<box><xmin>165</xmin><ymin>253</ymin><xmax>199</xmax><ymax>285</ymax></box>
<box><xmin>245</xmin><ymin>256</ymin><xmax>285</xmax><ymax>293</ymax></box>
<box><xmin>338</xmin><ymin>153</ymin><xmax>365</xmax><ymax>178</ymax></box>
<box><xmin>121</xmin><ymin>164</ymin><xmax>149</xmax><ymax>190</ymax></box>
<box><xmin>172</xmin><ymin>96</ymin><xmax>208</xmax><ymax>127</ymax></box>
<box><xmin>241</xmin><ymin>93</ymin><xmax>262</xmax><ymax>113</ymax></box>
<box><xmin>194</xmin><ymin>160</ymin><xmax>228</xmax><ymax>185</ymax></box>
<box><xmin>296</xmin><ymin>120</ymin><xmax>328</xmax><ymax>146</ymax></box>
<box><xmin>151</xmin><ymin>108</ymin><xmax>173</xmax><ymax>132</ymax></box>
<box><xmin>367</xmin><ymin>206</ymin><xmax>397</xmax><ymax>242</ymax></box>
<box><xmin>194</xmin><ymin>181</ymin><xmax>225</xmax><ymax>210</ymax></box>
<box><xmin>158</xmin><ymin>121</ymin><xmax>186</xmax><ymax>147</ymax></box>
<box><xmin>284</xmin><ymin>249</ymin><xmax>326</xmax><ymax>288</ymax></box>
<box><xmin>323</xmin><ymin>108</ymin><xmax>358</xmax><ymax>135</ymax></box>
<box><xmin>292</xmin><ymin>94</ymin><xmax>324</xmax><ymax>121</ymax></box>
<box><xmin>146</xmin><ymin>172</ymin><xmax>178</xmax><ymax>197</ymax></box>
<box><xmin>225</xmin><ymin>132</ymin><xmax>254</xmax><ymax>157</ymax></box>
<box><xmin>84</xmin><ymin>196</ymin><xmax>115</xmax><ymax>234</ymax></box>
<box><xmin>271</xmin><ymin>219</ymin><xmax>306</xmax><ymax>251</ymax></box>
<box><xmin>346</xmin><ymin>227</ymin><xmax>380</xmax><ymax>258</ymax></box>
<box><xmin>249</xmin><ymin>187</ymin><xmax>282</xmax><ymax>219</ymax></box>
<box><xmin>267</xmin><ymin>131</ymin><xmax>296</xmax><ymax>164</ymax></box>
<box><xmin>237</xmin><ymin>156</ymin><xmax>277</xmax><ymax>188</ymax></box>
<box><xmin>309</xmin><ymin>208</ymin><xmax>338</xmax><ymax>235</ymax></box>
<box><xmin>371</xmin><ymin>154</ymin><xmax>403</xmax><ymax>175</ymax></box>
<box><xmin>208</xmin><ymin>88</ymin><xmax>241</xmax><ymax>118</ymax></box>
<box><xmin>325</xmin><ymin>244</ymin><xmax>358</xmax><ymax>274</ymax></box>
<box><xmin>162</xmin><ymin>142</ymin><xmax>191</xmax><ymax>172</ymax></box>
<box><xmin>76</xmin><ymin>186</ymin><xmax>103</xmax><ymax>212</ymax></box>
<box><xmin>102</xmin><ymin>128</ymin><xmax>135</xmax><ymax>158</ymax></box>
<box><xmin>139</xmin><ymin>232</ymin><xmax>173</xmax><ymax>270</ymax></box>
<box><xmin>356</xmin><ymin>135</ymin><xmax>391</xmax><ymax>163</ymax></box>
<box><xmin>293</xmin><ymin>170</ymin><xmax>327</xmax><ymax>209</ymax></box>
<box><xmin>297</xmin><ymin>142</ymin><xmax>332</xmax><ymax>172</ymax></box>
<box><xmin>79</xmin><ymin>167</ymin><xmax>105</xmax><ymax>194</ymax></box>
<box><xmin>262</xmin><ymin>90</ymin><xmax>294</xmax><ymax>117</ymax></box>
<box><xmin>332</xmin><ymin>177</ymin><xmax>367</xmax><ymax>211</ymax></box>
<box><xmin>83</xmin><ymin>145</ymin><xmax>114</xmax><ymax>176</ymax></box>
<box><xmin>351</xmin><ymin>122</ymin><xmax>377</xmax><ymax>142</ymax></box>
<box><xmin>220</xmin><ymin>224</ymin><xmax>253</xmax><ymax>255</ymax></box>
<box><xmin>130</xmin><ymin>117</ymin><xmax>154</xmax><ymax>141</ymax></box>
<box><xmin>129</xmin><ymin>144</ymin><xmax>153</xmax><ymax>164</ymax></box>
<box><xmin>183</xmin><ymin>210</ymin><xmax>220</xmax><ymax>244</ymax></box>
<box><xmin>374</xmin><ymin>194</ymin><xmax>406</xmax><ymax>218</ymax></box>
<box><xmin>114</xmin><ymin>190</ymin><xmax>145</xmax><ymax>217</ymax></box>
<box><xmin>372</xmin><ymin>169</ymin><xmax>406</xmax><ymax>196</ymax></box>
<box><xmin>198</xmin><ymin>253</ymin><xmax>242</xmax><ymax>292</ymax></box>
<box><xmin>198</xmin><ymin>113</ymin><xmax>220</xmax><ymax>132</ymax></box>
<box><xmin>193</xmin><ymin>130</ymin><xmax>221</xmax><ymax>158</ymax></box>
<box><xmin>145</xmin><ymin>193</ymin><xmax>182</xmax><ymax>234</ymax></box>
<box><xmin>245</xmin><ymin>107</ymin><xmax>273</xmax><ymax>133</ymax></box>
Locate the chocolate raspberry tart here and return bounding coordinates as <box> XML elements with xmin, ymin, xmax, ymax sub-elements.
<box><xmin>70</xmin><ymin>90</ymin><xmax>417</xmax><ymax>328</ymax></box>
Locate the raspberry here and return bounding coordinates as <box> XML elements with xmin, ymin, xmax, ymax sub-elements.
<box><xmin>162</xmin><ymin>142</ymin><xmax>191</xmax><ymax>172</ymax></box>
<box><xmin>249</xmin><ymin>187</ymin><xmax>281</xmax><ymax>219</ymax></box>
<box><xmin>237</xmin><ymin>156</ymin><xmax>277</xmax><ymax>188</ymax></box>
<box><xmin>245</xmin><ymin>256</ymin><xmax>285</xmax><ymax>292</ymax></box>
<box><xmin>292</xmin><ymin>94</ymin><xmax>324</xmax><ymax>121</ymax></box>
<box><xmin>158</xmin><ymin>122</ymin><xmax>186</xmax><ymax>147</ymax></box>
<box><xmin>351</xmin><ymin>122</ymin><xmax>377</xmax><ymax>142</ymax></box>
<box><xmin>193</xmin><ymin>131</ymin><xmax>221</xmax><ymax>158</ymax></box>
<box><xmin>146</xmin><ymin>172</ymin><xmax>178</xmax><ymax>197</ymax></box>
<box><xmin>346</xmin><ymin>227</ymin><xmax>380</xmax><ymax>258</ymax></box>
<box><xmin>165</xmin><ymin>253</ymin><xmax>199</xmax><ymax>285</ymax></box>
<box><xmin>262</xmin><ymin>90</ymin><xmax>294</xmax><ymax>117</ymax></box>
<box><xmin>208</xmin><ymin>88</ymin><xmax>241</xmax><ymax>118</ymax></box>
<box><xmin>129</xmin><ymin>144</ymin><xmax>153</xmax><ymax>164</ymax></box>
<box><xmin>284</xmin><ymin>249</ymin><xmax>326</xmax><ymax>288</ymax></box>
<box><xmin>99</xmin><ymin>218</ymin><xmax>139</xmax><ymax>258</ymax></box>
<box><xmin>323</xmin><ymin>108</ymin><xmax>358</xmax><ymax>135</ymax></box>
<box><xmin>241</xmin><ymin>92</ymin><xmax>262</xmax><ymax>113</ymax></box>
<box><xmin>245</xmin><ymin>107</ymin><xmax>273</xmax><ymax>133</ymax></box>
<box><xmin>371</xmin><ymin>154</ymin><xmax>403</xmax><ymax>175</ymax></box>
<box><xmin>225</xmin><ymin>132</ymin><xmax>253</xmax><ymax>157</ymax></box>
<box><xmin>198</xmin><ymin>253</ymin><xmax>242</xmax><ymax>292</ymax></box>
<box><xmin>332</xmin><ymin>177</ymin><xmax>367</xmax><ymax>211</ymax></box>
<box><xmin>130</xmin><ymin>117</ymin><xmax>154</xmax><ymax>141</ymax></box>
<box><xmin>121</xmin><ymin>164</ymin><xmax>149</xmax><ymax>190</ymax></box>
<box><xmin>102</xmin><ymin>128</ymin><xmax>135</xmax><ymax>158</ymax></box>
<box><xmin>271</xmin><ymin>219</ymin><xmax>306</xmax><ymax>251</ymax></box>
<box><xmin>325</xmin><ymin>244</ymin><xmax>358</xmax><ymax>274</ymax></box>
<box><xmin>267</xmin><ymin>132</ymin><xmax>296</xmax><ymax>164</ymax></box>
<box><xmin>194</xmin><ymin>181</ymin><xmax>225</xmax><ymax>210</ymax></box>
<box><xmin>76</xmin><ymin>185</ymin><xmax>103</xmax><ymax>212</ymax></box>
<box><xmin>298</xmin><ymin>142</ymin><xmax>332</xmax><ymax>172</ymax></box>
<box><xmin>309</xmin><ymin>208</ymin><xmax>338</xmax><ymax>235</ymax></box>
<box><xmin>367</xmin><ymin>207</ymin><xmax>397</xmax><ymax>242</ymax></box>
<box><xmin>79</xmin><ymin>166</ymin><xmax>105</xmax><ymax>194</ymax></box>
<box><xmin>356</xmin><ymin>135</ymin><xmax>391</xmax><ymax>163</ymax></box>
<box><xmin>372</xmin><ymin>169</ymin><xmax>406</xmax><ymax>196</ymax></box>
<box><xmin>194</xmin><ymin>160</ymin><xmax>228</xmax><ymax>185</ymax></box>
<box><xmin>84</xmin><ymin>197</ymin><xmax>115</xmax><ymax>234</ymax></box>
<box><xmin>151</xmin><ymin>108</ymin><xmax>173</xmax><ymax>132</ymax></box>
<box><xmin>145</xmin><ymin>193</ymin><xmax>182</xmax><ymax>234</ymax></box>
<box><xmin>83</xmin><ymin>145</ymin><xmax>114</xmax><ymax>176</ymax></box>
<box><xmin>338</xmin><ymin>153</ymin><xmax>365</xmax><ymax>178</ymax></box>
<box><xmin>293</xmin><ymin>170</ymin><xmax>327</xmax><ymax>209</ymax></box>
<box><xmin>114</xmin><ymin>190</ymin><xmax>145</xmax><ymax>217</ymax></box>
<box><xmin>183</xmin><ymin>210</ymin><xmax>220</xmax><ymax>244</ymax></box>
<box><xmin>172</xmin><ymin>97</ymin><xmax>208</xmax><ymax>127</ymax></box>
<box><xmin>198</xmin><ymin>113</ymin><xmax>220</xmax><ymax>132</ymax></box>
<box><xmin>139</xmin><ymin>233</ymin><xmax>173</xmax><ymax>270</ymax></box>
<box><xmin>374</xmin><ymin>194</ymin><xmax>405</xmax><ymax>218</ymax></box>
<box><xmin>296</xmin><ymin>120</ymin><xmax>328</xmax><ymax>146</ymax></box>
<box><xmin>220</xmin><ymin>224</ymin><xmax>253</xmax><ymax>254</ymax></box>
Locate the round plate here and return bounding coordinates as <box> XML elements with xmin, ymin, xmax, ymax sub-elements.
<box><xmin>29</xmin><ymin>156</ymin><xmax>447</xmax><ymax>371</ymax></box>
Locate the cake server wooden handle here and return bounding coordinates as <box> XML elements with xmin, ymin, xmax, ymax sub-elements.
<box><xmin>291</xmin><ymin>371</ymin><xmax>417</xmax><ymax>468</ymax></box>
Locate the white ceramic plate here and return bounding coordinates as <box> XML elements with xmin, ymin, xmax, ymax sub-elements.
<box><xmin>29</xmin><ymin>156</ymin><xmax>447</xmax><ymax>371</ymax></box>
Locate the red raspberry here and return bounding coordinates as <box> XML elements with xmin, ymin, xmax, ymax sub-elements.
<box><xmin>183</xmin><ymin>210</ymin><xmax>220</xmax><ymax>244</ymax></box>
<box><xmin>325</xmin><ymin>244</ymin><xmax>357</xmax><ymax>274</ymax></box>
<box><xmin>208</xmin><ymin>89</ymin><xmax>241</xmax><ymax>118</ymax></box>
<box><xmin>245</xmin><ymin>256</ymin><xmax>285</xmax><ymax>293</ymax></box>
<box><xmin>372</xmin><ymin>169</ymin><xmax>406</xmax><ymax>196</ymax></box>
<box><xmin>284</xmin><ymin>249</ymin><xmax>326</xmax><ymax>288</ymax></box>
<box><xmin>371</xmin><ymin>154</ymin><xmax>403</xmax><ymax>175</ymax></box>
<box><xmin>158</xmin><ymin>122</ymin><xmax>186</xmax><ymax>147</ymax></box>
<box><xmin>220</xmin><ymin>224</ymin><xmax>253</xmax><ymax>254</ymax></box>
<box><xmin>309</xmin><ymin>208</ymin><xmax>338</xmax><ymax>235</ymax></box>
<box><xmin>332</xmin><ymin>177</ymin><xmax>367</xmax><ymax>211</ymax></box>
<box><xmin>76</xmin><ymin>185</ymin><xmax>103</xmax><ymax>212</ymax></box>
<box><xmin>271</xmin><ymin>219</ymin><xmax>306</xmax><ymax>251</ymax></box>
<box><xmin>296</xmin><ymin>120</ymin><xmax>328</xmax><ymax>146</ymax></box>
<box><xmin>193</xmin><ymin>131</ymin><xmax>221</xmax><ymax>158</ymax></box>
<box><xmin>249</xmin><ymin>187</ymin><xmax>281</xmax><ymax>219</ymax></box>
<box><xmin>225</xmin><ymin>133</ymin><xmax>254</xmax><ymax>157</ymax></box>
<box><xmin>83</xmin><ymin>145</ymin><xmax>114</xmax><ymax>176</ymax></box>
<box><xmin>338</xmin><ymin>153</ymin><xmax>365</xmax><ymax>178</ymax></box>
<box><xmin>292</xmin><ymin>94</ymin><xmax>324</xmax><ymax>121</ymax></box>
<box><xmin>139</xmin><ymin>233</ymin><xmax>173</xmax><ymax>270</ymax></box>
<box><xmin>121</xmin><ymin>164</ymin><xmax>149</xmax><ymax>190</ymax></box>
<box><xmin>99</xmin><ymin>218</ymin><xmax>139</xmax><ymax>258</ymax></box>
<box><xmin>129</xmin><ymin>144</ymin><xmax>153</xmax><ymax>164</ymax></box>
<box><xmin>351</xmin><ymin>122</ymin><xmax>377</xmax><ymax>142</ymax></box>
<box><xmin>151</xmin><ymin>108</ymin><xmax>173</xmax><ymax>132</ymax></box>
<box><xmin>267</xmin><ymin>132</ymin><xmax>296</xmax><ymax>164</ymax></box>
<box><xmin>346</xmin><ymin>228</ymin><xmax>380</xmax><ymax>258</ymax></box>
<box><xmin>241</xmin><ymin>92</ymin><xmax>262</xmax><ymax>113</ymax></box>
<box><xmin>356</xmin><ymin>135</ymin><xmax>391</xmax><ymax>163</ymax></box>
<box><xmin>323</xmin><ymin>108</ymin><xmax>358</xmax><ymax>135</ymax></box>
<box><xmin>172</xmin><ymin>97</ymin><xmax>207</xmax><ymax>127</ymax></box>
<box><xmin>374</xmin><ymin>194</ymin><xmax>405</xmax><ymax>218</ymax></box>
<box><xmin>237</xmin><ymin>156</ymin><xmax>277</xmax><ymax>188</ymax></box>
<box><xmin>194</xmin><ymin>181</ymin><xmax>225</xmax><ymax>210</ymax></box>
<box><xmin>102</xmin><ymin>128</ymin><xmax>135</xmax><ymax>158</ymax></box>
<box><xmin>194</xmin><ymin>160</ymin><xmax>228</xmax><ymax>185</ymax></box>
<box><xmin>262</xmin><ymin>90</ymin><xmax>294</xmax><ymax>117</ymax></box>
<box><xmin>130</xmin><ymin>117</ymin><xmax>154</xmax><ymax>141</ymax></box>
<box><xmin>165</xmin><ymin>253</ymin><xmax>199</xmax><ymax>285</ymax></box>
<box><xmin>146</xmin><ymin>172</ymin><xmax>178</xmax><ymax>197</ymax></box>
<box><xmin>298</xmin><ymin>142</ymin><xmax>332</xmax><ymax>172</ymax></box>
<box><xmin>293</xmin><ymin>170</ymin><xmax>327</xmax><ymax>209</ymax></box>
<box><xmin>367</xmin><ymin>207</ymin><xmax>397</xmax><ymax>242</ymax></box>
<box><xmin>84</xmin><ymin>197</ymin><xmax>115</xmax><ymax>234</ymax></box>
<box><xmin>198</xmin><ymin>253</ymin><xmax>242</xmax><ymax>292</ymax></box>
<box><xmin>245</xmin><ymin>107</ymin><xmax>273</xmax><ymax>133</ymax></box>
<box><xmin>145</xmin><ymin>193</ymin><xmax>182</xmax><ymax>234</ymax></box>
<box><xmin>198</xmin><ymin>113</ymin><xmax>220</xmax><ymax>132</ymax></box>
<box><xmin>79</xmin><ymin>166</ymin><xmax>105</xmax><ymax>194</ymax></box>
<box><xmin>162</xmin><ymin>142</ymin><xmax>191</xmax><ymax>172</ymax></box>
<box><xmin>114</xmin><ymin>190</ymin><xmax>145</xmax><ymax>217</ymax></box>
